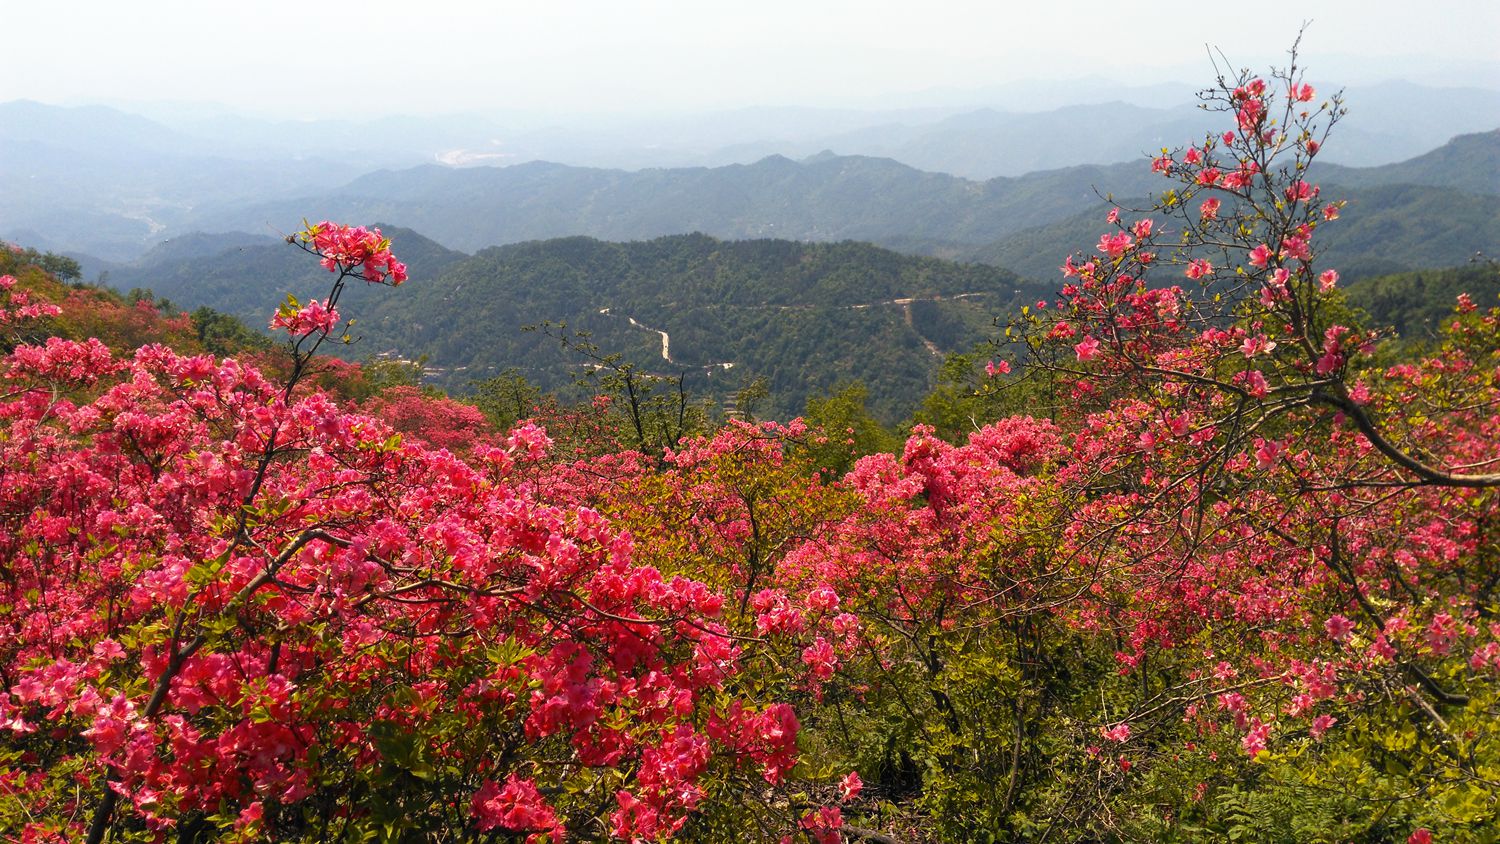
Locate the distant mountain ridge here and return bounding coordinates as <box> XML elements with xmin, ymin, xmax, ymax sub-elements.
<box><xmin>1318</xmin><ymin>129</ymin><xmax>1500</xmax><ymax>194</ymax></box>
<box><xmin>0</xmin><ymin>101</ymin><xmax>366</xmax><ymax>261</ymax></box>
<box><xmin>190</xmin><ymin>153</ymin><xmax>1163</xmax><ymax>253</ymax></box>
<box><xmin>962</xmin><ymin>131</ymin><xmax>1500</xmax><ymax>281</ymax></box>
<box><xmin>187</xmin><ymin>129</ymin><xmax>1500</xmax><ymax>267</ymax></box>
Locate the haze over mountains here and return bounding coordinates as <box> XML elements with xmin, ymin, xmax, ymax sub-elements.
<box><xmin>5</xmin><ymin>78</ymin><xmax>1499</xmax><ymax>261</ymax></box>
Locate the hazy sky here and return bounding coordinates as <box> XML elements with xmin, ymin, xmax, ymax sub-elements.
<box><xmin>6</xmin><ymin>0</ymin><xmax>1498</xmax><ymax>117</ymax></box>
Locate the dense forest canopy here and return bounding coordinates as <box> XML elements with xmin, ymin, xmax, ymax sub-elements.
<box><xmin>104</xmin><ymin>232</ymin><xmax>1043</xmax><ymax>422</ymax></box>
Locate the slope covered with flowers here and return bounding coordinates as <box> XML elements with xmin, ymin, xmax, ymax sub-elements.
<box><xmin>3</xmin><ymin>57</ymin><xmax>1499</xmax><ymax>844</ymax></box>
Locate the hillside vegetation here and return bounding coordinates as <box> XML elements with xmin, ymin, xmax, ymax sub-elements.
<box><xmin>108</xmin><ymin>232</ymin><xmax>1037</xmax><ymax>422</ymax></box>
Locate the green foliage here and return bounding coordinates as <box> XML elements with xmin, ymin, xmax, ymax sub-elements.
<box><xmin>1166</xmin><ymin>674</ymin><xmax>1500</xmax><ymax>844</ymax></box>
<box><xmin>967</xmin><ymin>184</ymin><xmax>1500</xmax><ymax>283</ymax></box>
<box><xmin>1346</xmin><ymin>262</ymin><xmax>1500</xmax><ymax>341</ymax></box>
<box><xmin>469</xmin><ymin>368</ymin><xmax>545</xmax><ymax>431</ymax></box>
<box><xmin>544</xmin><ymin>322</ymin><xmax>716</xmax><ymax>455</ymax></box>
<box><xmin>190</xmin><ymin>306</ymin><xmax>274</xmax><ymax>356</ymax></box>
<box><xmin>913</xmin><ymin>348</ymin><xmax>1063</xmax><ymax>441</ymax></box>
<box><xmin>16</xmin><ymin>247</ymin><xmax>83</xmax><ymax>281</ymax></box>
<box><xmin>800</xmin><ymin>383</ymin><xmax>902</xmax><ymax>476</ymax></box>
<box><xmin>360</xmin><ymin>355</ymin><xmax>428</xmax><ymax>392</ymax></box>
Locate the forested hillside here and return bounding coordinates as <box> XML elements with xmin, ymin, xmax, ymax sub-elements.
<box><xmin>104</xmin><ymin>225</ymin><xmax>467</xmax><ymax>321</ymax></box>
<box><xmin>969</xmin><ymin>180</ymin><xmax>1500</xmax><ymax>281</ymax></box>
<box><xmin>1346</xmin><ymin>262</ymin><xmax>1500</xmax><ymax>337</ymax></box>
<box><xmin>109</xmin><ymin>232</ymin><xmax>1036</xmax><ymax>422</ymax></box>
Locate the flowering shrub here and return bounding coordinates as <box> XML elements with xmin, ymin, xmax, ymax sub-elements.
<box><xmin>0</xmin><ymin>225</ymin><xmax>851</xmax><ymax>843</ymax></box>
<box><xmin>983</xmin><ymin>45</ymin><xmax>1500</xmax><ymax>837</ymax></box>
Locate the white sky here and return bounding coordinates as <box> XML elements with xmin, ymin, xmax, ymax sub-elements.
<box><xmin>5</xmin><ymin>0</ymin><xmax>1498</xmax><ymax>117</ymax></box>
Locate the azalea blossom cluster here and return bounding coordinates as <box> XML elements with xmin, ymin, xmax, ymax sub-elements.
<box><xmin>295</xmin><ymin>220</ymin><xmax>408</xmax><ymax>285</ymax></box>
<box><xmin>268</xmin><ymin>296</ymin><xmax>340</xmax><ymax>336</ymax></box>
<box><xmin>0</xmin><ymin>273</ymin><xmax>63</xmax><ymax>326</ymax></box>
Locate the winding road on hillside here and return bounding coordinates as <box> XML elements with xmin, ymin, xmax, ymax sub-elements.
<box><xmin>599</xmin><ymin>290</ymin><xmax>1002</xmax><ymax>367</ymax></box>
<box><xmin>599</xmin><ymin>308</ymin><xmax>674</xmax><ymax>362</ymax></box>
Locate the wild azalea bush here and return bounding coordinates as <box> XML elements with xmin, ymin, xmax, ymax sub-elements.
<box><xmin>0</xmin><ymin>225</ymin><xmax>855</xmax><ymax>843</ymax></box>
<box><xmin>984</xmin><ymin>53</ymin><xmax>1500</xmax><ymax>838</ymax></box>
<box><xmin>3</xmin><ymin>53</ymin><xmax>1499</xmax><ymax>844</ymax></box>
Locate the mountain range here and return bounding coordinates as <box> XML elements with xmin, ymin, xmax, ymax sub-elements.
<box><xmin>5</xmin><ymin>79</ymin><xmax>1498</xmax><ymax>260</ymax></box>
<box><xmin>184</xmin><ymin>130</ymin><xmax>1500</xmax><ymax>279</ymax></box>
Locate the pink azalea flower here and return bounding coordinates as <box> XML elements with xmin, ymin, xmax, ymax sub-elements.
<box><xmin>1098</xmin><ymin>232</ymin><xmax>1134</xmax><ymax>258</ymax></box>
<box><xmin>1236</xmin><ymin>98</ymin><xmax>1265</xmax><ymax>131</ymax></box>
<box><xmin>1185</xmin><ymin>259</ymin><xmax>1213</xmax><ymax>280</ymax></box>
<box><xmin>839</xmin><ymin>771</ymin><xmax>863</xmax><ymax>801</ymax></box>
<box><xmin>1074</xmin><ymin>335</ymin><xmax>1102</xmax><ymax>362</ymax></box>
<box><xmin>1280</xmin><ymin>234</ymin><xmax>1312</xmax><ymax>262</ymax></box>
<box><xmin>269</xmin><ymin>299</ymin><xmax>340</xmax><ymax>336</ymax></box>
<box><xmin>801</xmin><ymin>637</ymin><xmax>838</xmax><ymax>681</ymax></box>
<box><xmin>1284</xmin><ymin>180</ymin><xmax>1317</xmax><ymax>202</ymax></box>
<box><xmin>1469</xmin><ymin>642</ymin><xmax>1500</xmax><ymax>672</ymax></box>
<box><xmin>1325</xmin><ymin>615</ymin><xmax>1355</xmax><ymax>641</ymax></box>
<box><xmin>1426</xmin><ymin>613</ymin><xmax>1458</xmax><ymax>656</ymax></box>
<box><xmin>1242</xmin><ymin>719</ymin><xmax>1271</xmax><ymax>758</ymax></box>
<box><xmin>806</xmin><ymin>586</ymin><xmax>840</xmax><ymax>613</ymax></box>
<box><xmin>1310</xmin><ymin>714</ymin><xmax>1336</xmax><ymax>740</ymax></box>
<box><xmin>1254</xmin><ymin>438</ymin><xmax>1283</xmax><ymax>470</ymax></box>
<box><xmin>1239</xmin><ymin>335</ymin><xmax>1277</xmax><ymax>358</ymax></box>
<box><xmin>1244</xmin><ymin>370</ymin><xmax>1270</xmax><ymax>398</ymax></box>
